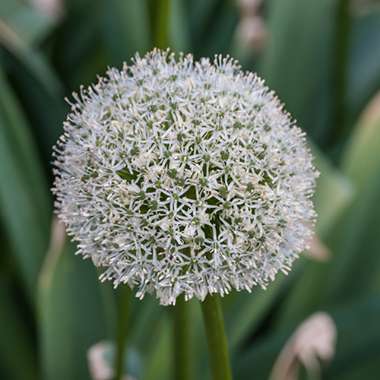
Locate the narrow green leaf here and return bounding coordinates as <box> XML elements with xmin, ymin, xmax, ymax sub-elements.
<box><xmin>0</xmin><ymin>0</ymin><xmax>57</xmax><ymax>45</ymax></box>
<box><xmin>0</xmin><ymin>17</ymin><xmax>63</xmax><ymax>97</ymax></box>
<box><xmin>312</xmin><ymin>146</ymin><xmax>354</xmax><ymax>235</ymax></box>
<box><xmin>225</xmin><ymin>277</ymin><xmax>286</xmax><ymax>352</ymax></box>
<box><xmin>128</xmin><ymin>296</ymin><xmax>165</xmax><ymax>350</ymax></box>
<box><xmin>39</xmin><ymin>236</ymin><xmax>109</xmax><ymax>380</ymax></box>
<box><xmin>102</xmin><ymin>0</ymin><xmax>150</xmax><ymax>65</ymax></box>
<box><xmin>0</xmin><ymin>68</ymin><xmax>50</xmax><ymax>297</ymax></box>
<box><xmin>169</xmin><ymin>0</ymin><xmax>190</xmax><ymax>51</ymax></box>
<box><xmin>142</xmin><ymin>318</ymin><xmax>172</xmax><ymax>380</ymax></box>
<box><xmin>0</xmin><ymin>275</ymin><xmax>38</xmax><ymax>380</ymax></box>
<box><xmin>3</xmin><ymin>51</ymin><xmax>65</xmax><ymax>164</ymax></box>
<box><xmin>325</xmin><ymin>101</ymin><xmax>380</xmax><ymax>302</ymax></box>
<box><xmin>0</xmin><ymin>6</ymin><xmax>65</xmax><ymax>159</ymax></box>
<box><xmin>348</xmin><ymin>8</ymin><xmax>380</xmax><ymax>127</ymax></box>
<box><xmin>325</xmin><ymin>297</ymin><xmax>380</xmax><ymax>379</ymax></box>
<box><xmin>181</xmin><ymin>0</ymin><xmax>238</xmax><ymax>57</ymax></box>
<box><xmin>261</xmin><ymin>0</ymin><xmax>336</xmax><ymax>144</ymax></box>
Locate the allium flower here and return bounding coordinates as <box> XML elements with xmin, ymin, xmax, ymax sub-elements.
<box><xmin>53</xmin><ymin>49</ymin><xmax>318</xmax><ymax>305</ymax></box>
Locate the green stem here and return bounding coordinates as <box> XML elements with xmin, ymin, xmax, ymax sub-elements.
<box><xmin>201</xmin><ymin>295</ymin><xmax>233</xmax><ymax>380</ymax></box>
<box><xmin>173</xmin><ymin>296</ymin><xmax>192</xmax><ymax>380</ymax></box>
<box><xmin>329</xmin><ymin>0</ymin><xmax>351</xmax><ymax>153</ymax></box>
<box><xmin>114</xmin><ymin>285</ymin><xmax>132</xmax><ymax>380</ymax></box>
<box><xmin>155</xmin><ymin>0</ymin><xmax>171</xmax><ymax>48</ymax></box>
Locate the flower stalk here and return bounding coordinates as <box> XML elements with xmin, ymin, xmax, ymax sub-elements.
<box><xmin>329</xmin><ymin>0</ymin><xmax>351</xmax><ymax>152</ymax></box>
<box><xmin>155</xmin><ymin>0</ymin><xmax>170</xmax><ymax>48</ymax></box>
<box><xmin>173</xmin><ymin>296</ymin><xmax>192</xmax><ymax>380</ymax></box>
<box><xmin>114</xmin><ymin>285</ymin><xmax>131</xmax><ymax>380</ymax></box>
<box><xmin>201</xmin><ymin>295</ymin><xmax>232</xmax><ymax>380</ymax></box>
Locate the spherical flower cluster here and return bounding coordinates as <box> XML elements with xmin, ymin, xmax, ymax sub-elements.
<box><xmin>53</xmin><ymin>49</ymin><xmax>318</xmax><ymax>305</ymax></box>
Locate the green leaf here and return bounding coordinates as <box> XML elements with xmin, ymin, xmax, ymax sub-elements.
<box><xmin>49</xmin><ymin>1</ymin><xmax>106</xmax><ymax>88</ymax></box>
<box><xmin>0</xmin><ymin>68</ymin><xmax>50</xmax><ymax>297</ymax></box>
<box><xmin>312</xmin><ymin>146</ymin><xmax>354</xmax><ymax>235</ymax></box>
<box><xmin>225</xmin><ymin>275</ymin><xmax>286</xmax><ymax>352</ymax></box>
<box><xmin>0</xmin><ymin>0</ymin><xmax>57</xmax><ymax>45</ymax></box>
<box><xmin>142</xmin><ymin>317</ymin><xmax>172</xmax><ymax>380</ymax></box>
<box><xmin>128</xmin><ymin>296</ymin><xmax>165</xmax><ymax>350</ymax></box>
<box><xmin>184</xmin><ymin>0</ymin><xmax>239</xmax><ymax>57</ymax></box>
<box><xmin>169</xmin><ymin>0</ymin><xmax>190</xmax><ymax>51</ymax></box>
<box><xmin>200</xmin><ymin>0</ymin><xmax>239</xmax><ymax>58</ymax></box>
<box><xmin>0</xmin><ymin>3</ymin><xmax>65</xmax><ymax>159</ymax></box>
<box><xmin>324</xmin><ymin>100</ymin><xmax>380</xmax><ymax>302</ymax></box>
<box><xmin>102</xmin><ymin>0</ymin><xmax>151</xmax><ymax>66</ymax></box>
<box><xmin>343</xmin><ymin>100</ymin><xmax>380</xmax><ymax>187</ymax></box>
<box><xmin>325</xmin><ymin>297</ymin><xmax>380</xmax><ymax>379</ymax></box>
<box><xmin>261</xmin><ymin>0</ymin><xmax>336</xmax><ymax>144</ymax></box>
<box><xmin>3</xmin><ymin>51</ymin><xmax>65</xmax><ymax>164</ymax></box>
<box><xmin>348</xmin><ymin>7</ymin><xmax>380</xmax><ymax>126</ymax></box>
<box><xmin>0</xmin><ymin>12</ymin><xmax>62</xmax><ymax>97</ymax></box>
<box><xmin>0</xmin><ymin>275</ymin><xmax>38</xmax><ymax>380</ymax></box>
<box><xmin>39</xmin><ymin>236</ymin><xmax>109</xmax><ymax>380</ymax></box>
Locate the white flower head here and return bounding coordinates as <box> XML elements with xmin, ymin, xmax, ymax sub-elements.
<box><xmin>53</xmin><ymin>49</ymin><xmax>318</xmax><ymax>305</ymax></box>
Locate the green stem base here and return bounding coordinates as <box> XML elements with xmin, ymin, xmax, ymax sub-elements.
<box><xmin>201</xmin><ymin>295</ymin><xmax>233</xmax><ymax>380</ymax></box>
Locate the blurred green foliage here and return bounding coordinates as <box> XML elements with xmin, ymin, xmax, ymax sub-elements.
<box><xmin>1</xmin><ymin>0</ymin><xmax>380</xmax><ymax>379</ymax></box>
